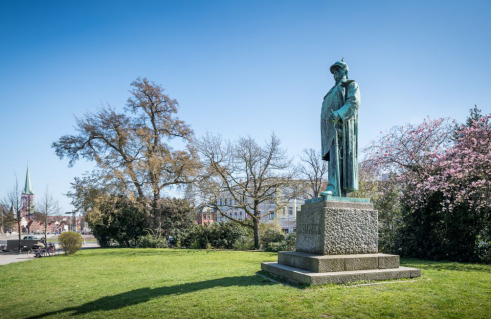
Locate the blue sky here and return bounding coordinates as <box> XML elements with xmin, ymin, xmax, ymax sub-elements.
<box><xmin>1</xmin><ymin>0</ymin><xmax>490</xmax><ymax>212</ymax></box>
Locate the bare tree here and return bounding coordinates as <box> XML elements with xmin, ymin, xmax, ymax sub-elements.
<box><xmin>0</xmin><ymin>203</ymin><xmax>15</xmax><ymax>234</ymax></box>
<box><xmin>196</xmin><ymin>133</ymin><xmax>298</xmax><ymax>249</ymax></box>
<box><xmin>52</xmin><ymin>78</ymin><xmax>200</xmax><ymax>232</ymax></box>
<box><xmin>3</xmin><ymin>177</ymin><xmax>23</xmax><ymax>252</ymax></box>
<box><xmin>34</xmin><ymin>186</ymin><xmax>60</xmax><ymax>244</ymax></box>
<box><xmin>298</xmin><ymin>148</ymin><xmax>328</xmax><ymax>198</ymax></box>
<box><xmin>0</xmin><ymin>203</ymin><xmax>6</xmax><ymax>234</ymax></box>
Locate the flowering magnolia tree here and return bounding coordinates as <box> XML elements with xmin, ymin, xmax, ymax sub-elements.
<box><xmin>434</xmin><ymin>115</ymin><xmax>491</xmax><ymax>213</ymax></box>
<box><xmin>364</xmin><ymin>117</ymin><xmax>454</xmax><ymax>185</ymax></box>
<box><xmin>363</xmin><ymin>111</ymin><xmax>491</xmax><ymax>262</ymax></box>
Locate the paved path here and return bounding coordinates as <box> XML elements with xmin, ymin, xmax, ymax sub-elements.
<box><xmin>0</xmin><ymin>242</ymin><xmax>100</xmax><ymax>266</ymax></box>
<box><xmin>0</xmin><ymin>253</ymin><xmax>31</xmax><ymax>265</ymax></box>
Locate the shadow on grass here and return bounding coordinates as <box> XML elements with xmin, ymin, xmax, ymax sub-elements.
<box><xmin>26</xmin><ymin>275</ymin><xmax>275</xmax><ymax>318</ymax></box>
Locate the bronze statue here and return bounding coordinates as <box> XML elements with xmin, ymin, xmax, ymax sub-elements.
<box><xmin>320</xmin><ymin>59</ymin><xmax>360</xmax><ymax>197</ymax></box>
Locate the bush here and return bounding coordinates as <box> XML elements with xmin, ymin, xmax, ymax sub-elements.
<box><xmin>208</xmin><ymin>222</ymin><xmax>249</xmax><ymax>249</ymax></box>
<box><xmin>264</xmin><ymin>232</ymin><xmax>296</xmax><ymax>252</ymax></box>
<box><xmin>181</xmin><ymin>221</ymin><xmax>297</xmax><ymax>252</ymax></box>
<box><xmin>182</xmin><ymin>222</ymin><xmax>250</xmax><ymax>249</ymax></box>
<box><xmin>233</xmin><ymin>236</ymin><xmax>255</xmax><ymax>250</ymax></box>
<box><xmin>158</xmin><ymin>198</ymin><xmax>195</xmax><ymax>244</ymax></box>
<box><xmin>283</xmin><ymin>232</ymin><xmax>296</xmax><ymax>251</ymax></box>
<box><xmin>137</xmin><ymin>234</ymin><xmax>168</xmax><ymax>248</ymax></box>
<box><xmin>260</xmin><ymin>223</ymin><xmax>285</xmax><ymax>250</ymax></box>
<box><xmin>87</xmin><ymin>197</ymin><xmax>149</xmax><ymax>248</ymax></box>
<box><xmin>183</xmin><ymin>225</ymin><xmax>210</xmax><ymax>249</ymax></box>
<box><xmin>58</xmin><ymin>231</ymin><xmax>83</xmax><ymax>255</ymax></box>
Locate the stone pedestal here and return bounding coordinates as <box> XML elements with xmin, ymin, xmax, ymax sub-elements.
<box><xmin>296</xmin><ymin>200</ymin><xmax>378</xmax><ymax>255</ymax></box>
<box><xmin>261</xmin><ymin>199</ymin><xmax>421</xmax><ymax>285</ymax></box>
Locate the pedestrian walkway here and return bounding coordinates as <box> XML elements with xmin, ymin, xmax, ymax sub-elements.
<box><xmin>0</xmin><ymin>242</ymin><xmax>100</xmax><ymax>266</ymax></box>
<box><xmin>0</xmin><ymin>253</ymin><xmax>31</xmax><ymax>265</ymax></box>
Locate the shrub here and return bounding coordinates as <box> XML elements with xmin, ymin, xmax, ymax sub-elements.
<box><xmin>283</xmin><ymin>232</ymin><xmax>296</xmax><ymax>251</ymax></box>
<box><xmin>58</xmin><ymin>231</ymin><xmax>83</xmax><ymax>255</ymax></box>
<box><xmin>182</xmin><ymin>222</ymin><xmax>250</xmax><ymax>249</ymax></box>
<box><xmin>183</xmin><ymin>225</ymin><xmax>210</xmax><ymax>249</ymax></box>
<box><xmin>208</xmin><ymin>222</ymin><xmax>249</xmax><ymax>249</ymax></box>
<box><xmin>260</xmin><ymin>223</ymin><xmax>285</xmax><ymax>250</ymax></box>
<box><xmin>264</xmin><ymin>232</ymin><xmax>296</xmax><ymax>252</ymax></box>
<box><xmin>137</xmin><ymin>234</ymin><xmax>168</xmax><ymax>248</ymax></box>
<box><xmin>159</xmin><ymin>198</ymin><xmax>195</xmax><ymax>244</ymax></box>
<box><xmin>182</xmin><ymin>221</ymin><xmax>296</xmax><ymax>252</ymax></box>
<box><xmin>87</xmin><ymin>197</ymin><xmax>149</xmax><ymax>247</ymax></box>
<box><xmin>233</xmin><ymin>236</ymin><xmax>255</xmax><ymax>250</ymax></box>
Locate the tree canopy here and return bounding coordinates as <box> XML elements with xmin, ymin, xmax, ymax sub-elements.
<box><xmin>53</xmin><ymin>78</ymin><xmax>200</xmax><ymax>232</ymax></box>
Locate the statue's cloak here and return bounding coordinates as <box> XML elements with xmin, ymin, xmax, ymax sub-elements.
<box><xmin>320</xmin><ymin>79</ymin><xmax>360</xmax><ymax>192</ymax></box>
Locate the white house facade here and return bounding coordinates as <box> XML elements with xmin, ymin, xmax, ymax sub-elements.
<box><xmin>215</xmin><ymin>196</ymin><xmax>304</xmax><ymax>233</ymax></box>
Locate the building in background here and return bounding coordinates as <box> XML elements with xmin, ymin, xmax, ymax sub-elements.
<box><xmin>9</xmin><ymin>166</ymin><xmax>86</xmax><ymax>235</ymax></box>
<box><xmin>20</xmin><ymin>166</ymin><xmax>35</xmax><ymax>219</ymax></box>
<box><xmin>196</xmin><ymin>206</ymin><xmax>217</xmax><ymax>226</ymax></box>
<box><xmin>15</xmin><ymin>166</ymin><xmax>35</xmax><ymax>234</ymax></box>
<box><xmin>214</xmin><ymin>196</ymin><xmax>302</xmax><ymax>233</ymax></box>
<box><xmin>198</xmin><ymin>181</ymin><xmax>319</xmax><ymax>233</ymax></box>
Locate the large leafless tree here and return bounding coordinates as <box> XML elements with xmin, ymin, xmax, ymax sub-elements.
<box><xmin>0</xmin><ymin>202</ymin><xmax>15</xmax><ymax>234</ymax></box>
<box><xmin>196</xmin><ymin>133</ymin><xmax>298</xmax><ymax>249</ymax></box>
<box><xmin>52</xmin><ymin>78</ymin><xmax>199</xmax><ymax>232</ymax></box>
<box><xmin>298</xmin><ymin>148</ymin><xmax>327</xmax><ymax>198</ymax></box>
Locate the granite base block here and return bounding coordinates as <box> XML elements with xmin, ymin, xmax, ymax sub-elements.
<box><xmin>261</xmin><ymin>262</ymin><xmax>421</xmax><ymax>285</ymax></box>
<box><xmin>296</xmin><ymin>201</ymin><xmax>378</xmax><ymax>255</ymax></box>
<box><xmin>278</xmin><ymin>252</ymin><xmax>400</xmax><ymax>273</ymax></box>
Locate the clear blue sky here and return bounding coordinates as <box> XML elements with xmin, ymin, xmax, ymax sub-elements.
<box><xmin>1</xmin><ymin>0</ymin><xmax>490</xmax><ymax>212</ymax></box>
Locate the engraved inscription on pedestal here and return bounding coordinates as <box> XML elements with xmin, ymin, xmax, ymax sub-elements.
<box><xmin>296</xmin><ymin>201</ymin><xmax>325</xmax><ymax>254</ymax></box>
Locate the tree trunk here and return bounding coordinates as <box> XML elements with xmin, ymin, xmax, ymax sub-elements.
<box><xmin>253</xmin><ymin>217</ymin><xmax>260</xmax><ymax>250</ymax></box>
<box><xmin>152</xmin><ymin>191</ymin><xmax>160</xmax><ymax>234</ymax></box>
<box><xmin>17</xmin><ymin>214</ymin><xmax>21</xmax><ymax>253</ymax></box>
<box><xmin>44</xmin><ymin>217</ymin><xmax>48</xmax><ymax>246</ymax></box>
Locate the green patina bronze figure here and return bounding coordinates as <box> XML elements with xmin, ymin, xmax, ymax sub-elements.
<box><xmin>320</xmin><ymin>59</ymin><xmax>360</xmax><ymax>197</ymax></box>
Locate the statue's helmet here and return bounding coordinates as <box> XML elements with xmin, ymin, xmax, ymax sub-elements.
<box><xmin>330</xmin><ymin>58</ymin><xmax>349</xmax><ymax>74</ymax></box>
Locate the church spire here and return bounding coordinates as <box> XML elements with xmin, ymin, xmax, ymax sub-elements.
<box><xmin>23</xmin><ymin>165</ymin><xmax>34</xmax><ymax>195</ymax></box>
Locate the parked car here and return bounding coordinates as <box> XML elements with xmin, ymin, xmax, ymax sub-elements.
<box><xmin>23</xmin><ymin>235</ymin><xmax>42</xmax><ymax>240</ymax></box>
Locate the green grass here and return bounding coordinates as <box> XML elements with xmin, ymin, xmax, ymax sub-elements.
<box><xmin>0</xmin><ymin>249</ymin><xmax>490</xmax><ymax>319</ymax></box>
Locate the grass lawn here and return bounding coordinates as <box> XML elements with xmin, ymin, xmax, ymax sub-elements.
<box><xmin>0</xmin><ymin>249</ymin><xmax>490</xmax><ymax>319</ymax></box>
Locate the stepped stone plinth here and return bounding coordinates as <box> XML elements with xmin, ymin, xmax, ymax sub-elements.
<box><xmin>261</xmin><ymin>198</ymin><xmax>421</xmax><ymax>285</ymax></box>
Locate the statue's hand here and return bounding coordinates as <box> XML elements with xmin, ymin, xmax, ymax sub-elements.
<box><xmin>329</xmin><ymin>110</ymin><xmax>339</xmax><ymax>123</ymax></box>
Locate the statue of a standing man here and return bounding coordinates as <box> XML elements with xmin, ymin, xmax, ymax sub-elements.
<box><xmin>320</xmin><ymin>59</ymin><xmax>360</xmax><ymax>197</ymax></box>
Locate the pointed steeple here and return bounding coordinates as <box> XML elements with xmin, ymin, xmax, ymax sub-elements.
<box><xmin>22</xmin><ymin>165</ymin><xmax>34</xmax><ymax>195</ymax></box>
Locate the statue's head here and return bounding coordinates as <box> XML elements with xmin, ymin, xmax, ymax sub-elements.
<box><xmin>330</xmin><ymin>59</ymin><xmax>349</xmax><ymax>82</ymax></box>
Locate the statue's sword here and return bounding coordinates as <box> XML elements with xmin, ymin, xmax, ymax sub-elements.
<box><xmin>334</xmin><ymin>122</ymin><xmax>341</xmax><ymax>196</ymax></box>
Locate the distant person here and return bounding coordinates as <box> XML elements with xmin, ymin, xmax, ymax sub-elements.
<box><xmin>34</xmin><ymin>240</ymin><xmax>45</xmax><ymax>258</ymax></box>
